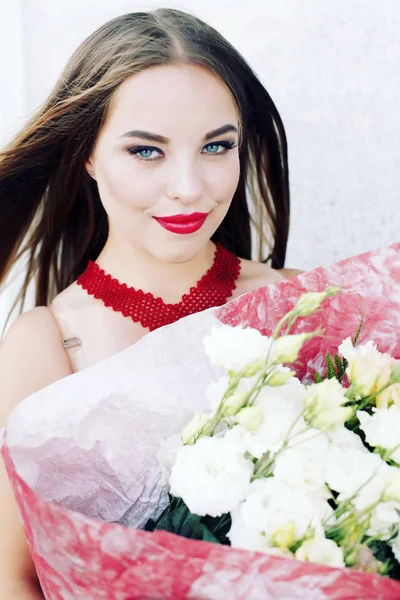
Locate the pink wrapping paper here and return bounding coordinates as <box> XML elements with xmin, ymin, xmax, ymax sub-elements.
<box><xmin>2</xmin><ymin>242</ymin><xmax>400</xmax><ymax>600</ymax></box>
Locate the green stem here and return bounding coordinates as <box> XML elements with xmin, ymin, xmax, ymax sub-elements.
<box><xmin>382</xmin><ymin>441</ymin><xmax>400</xmax><ymax>462</ymax></box>
<box><xmin>354</xmin><ymin>382</ymin><xmax>392</xmax><ymax>411</ymax></box>
<box><xmin>272</xmin><ymin>312</ymin><xmax>294</xmax><ymax>340</ymax></box>
<box><xmin>326</xmin><ymin>499</ymin><xmax>381</xmax><ymax>535</ymax></box>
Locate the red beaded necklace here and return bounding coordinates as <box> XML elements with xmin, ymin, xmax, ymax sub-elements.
<box><xmin>77</xmin><ymin>243</ymin><xmax>241</xmax><ymax>331</ymax></box>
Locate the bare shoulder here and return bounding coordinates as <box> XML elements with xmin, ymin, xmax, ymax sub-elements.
<box><xmin>50</xmin><ymin>280</ymin><xmax>94</xmax><ymax>312</ymax></box>
<box><xmin>2</xmin><ymin>306</ymin><xmax>63</xmax><ymax>346</ymax></box>
<box><xmin>238</xmin><ymin>259</ymin><xmax>303</xmax><ymax>293</ymax></box>
<box><xmin>279</xmin><ymin>267</ymin><xmax>305</xmax><ymax>279</ymax></box>
<box><xmin>0</xmin><ymin>307</ymin><xmax>72</xmax><ymax>420</ymax></box>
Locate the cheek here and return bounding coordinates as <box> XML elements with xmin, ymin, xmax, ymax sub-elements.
<box><xmin>206</xmin><ymin>154</ymin><xmax>240</xmax><ymax>204</ymax></box>
<box><xmin>96</xmin><ymin>152</ymin><xmax>160</xmax><ymax>211</ymax></box>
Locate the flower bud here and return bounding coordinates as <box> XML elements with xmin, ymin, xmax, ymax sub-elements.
<box><xmin>271</xmin><ymin>522</ymin><xmax>296</xmax><ymax>550</ymax></box>
<box><xmin>293</xmin><ymin>287</ymin><xmax>340</xmax><ymax>318</ymax></box>
<box><xmin>236</xmin><ymin>406</ymin><xmax>262</xmax><ymax>431</ymax></box>
<box><xmin>224</xmin><ymin>391</ymin><xmax>249</xmax><ymax>416</ymax></box>
<box><xmin>180</xmin><ymin>412</ymin><xmax>209</xmax><ymax>445</ymax></box>
<box><xmin>304</xmin><ymin>379</ymin><xmax>352</xmax><ymax>431</ymax></box>
<box><xmin>268</xmin><ymin>369</ymin><xmax>296</xmax><ymax>387</ymax></box>
<box><xmin>274</xmin><ymin>333</ymin><xmax>311</xmax><ymax>363</ymax></box>
<box><xmin>242</xmin><ymin>359</ymin><xmax>264</xmax><ymax>377</ymax></box>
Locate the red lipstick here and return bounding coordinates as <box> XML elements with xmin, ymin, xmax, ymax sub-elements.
<box><xmin>153</xmin><ymin>212</ymin><xmax>209</xmax><ymax>234</ymax></box>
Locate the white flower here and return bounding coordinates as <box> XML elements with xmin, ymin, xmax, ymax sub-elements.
<box><xmin>228</xmin><ymin>478</ymin><xmax>325</xmax><ymax>551</ymax></box>
<box><xmin>357</xmin><ymin>406</ymin><xmax>400</xmax><ymax>463</ymax></box>
<box><xmin>295</xmin><ymin>537</ymin><xmax>345</xmax><ymax>568</ymax></box>
<box><xmin>274</xmin><ymin>429</ymin><xmax>331</xmax><ymax>493</ymax></box>
<box><xmin>304</xmin><ymin>379</ymin><xmax>352</xmax><ymax>432</ymax></box>
<box><xmin>156</xmin><ymin>434</ymin><xmax>183</xmax><ymax>485</ymax></box>
<box><xmin>169</xmin><ymin>435</ymin><xmax>253</xmax><ymax>517</ymax></box>
<box><xmin>180</xmin><ymin>412</ymin><xmax>209</xmax><ymax>445</ymax></box>
<box><xmin>391</xmin><ymin>534</ymin><xmax>400</xmax><ymax>563</ymax></box>
<box><xmin>222</xmin><ymin>426</ymin><xmax>249</xmax><ymax>453</ymax></box>
<box><xmin>383</xmin><ymin>466</ymin><xmax>400</xmax><ymax>502</ymax></box>
<box><xmin>203</xmin><ymin>325</ymin><xmax>272</xmax><ymax>372</ymax></box>
<box><xmin>339</xmin><ymin>338</ymin><xmax>394</xmax><ymax>397</ymax></box>
<box><xmin>227</xmin><ymin>507</ymin><xmax>293</xmax><ymax>556</ymax></box>
<box><xmin>375</xmin><ymin>363</ymin><xmax>400</xmax><ymax>409</ymax></box>
<box><xmin>241</xmin><ymin>380</ymin><xmax>306</xmax><ymax>457</ymax></box>
<box><xmin>325</xmin><ymin>446</ymin><xmax>389</xmax><ymax>510</ymax></box>
<box><xmin>326</xmin><ymin>427</ymin><xmax>368</xmax><ymax>452</ymax></box>
<box><xmin>367</xmin><ymin>501</ymin><xmax>400</xmax><ymax>540</ymax></box>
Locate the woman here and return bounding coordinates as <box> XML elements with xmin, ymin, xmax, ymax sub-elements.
<box><xmin>0</xmin><ymin>9</ymin><xmax>301</xmax><ymax>598</ymax></box>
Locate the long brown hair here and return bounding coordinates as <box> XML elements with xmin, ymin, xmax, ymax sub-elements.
<box><xmin>0</xmin><ymin>8</ymin><xmax>290</xmax><ymax>321</ymax></box>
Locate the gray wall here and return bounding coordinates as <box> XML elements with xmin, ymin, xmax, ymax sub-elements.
<box><xmin>1</xmin><ymin>0</ymin><xmax>399</xmax><ymax>330</ymax></box>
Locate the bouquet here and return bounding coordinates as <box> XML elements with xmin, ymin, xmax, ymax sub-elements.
<box><xmin>150</xmin><ymin>286</ymin><xmax>400</xmax><ymax>580</ymax></box>
<box><xmin>2</xmin><ymin>243</ymin><xmax>400</xmax><ymax>599</ymax></box>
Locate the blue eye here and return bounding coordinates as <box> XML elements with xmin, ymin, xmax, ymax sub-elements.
<box><xmin>205</xmin><ymin>144</ymin><xmax>220</xmax><ymax>154</ymax></box>
<box><xmin>128</xmin><ymin>146</ymin><xmax>163</xmax><ymax>161</ymax></box>
<box><xmin>202</xmin><ymin>141</ymin><xmax>237</xmax><ymax>155</ymax></box>
<box><xmin>139</xmin><ymin>149</ymin><xmax>154</xmax><ymax>159</ymax></box>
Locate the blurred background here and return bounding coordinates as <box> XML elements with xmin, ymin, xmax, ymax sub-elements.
<box><xmin>1</xmin><ymin>0</ymin><xmax>400</xmax><ymax>332</ymax></box>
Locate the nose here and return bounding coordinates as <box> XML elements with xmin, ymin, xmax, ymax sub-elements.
<box><xmin>166</xmin><ymin>158</ymin><xmax>203</xmax><ymax>206</ymax></box>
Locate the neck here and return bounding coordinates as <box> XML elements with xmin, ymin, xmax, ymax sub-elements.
<box><xmin>95</xmin><ymin>238</ymin><xmax>217</xmax><ymax>303</ymax></box>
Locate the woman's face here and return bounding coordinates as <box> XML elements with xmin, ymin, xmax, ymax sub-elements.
<box><xmin>87</xmin><ymin>64</ymin><xmax>240</xmax><ymax>263</ymax></box>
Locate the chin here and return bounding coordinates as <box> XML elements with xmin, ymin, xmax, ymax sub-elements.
<box><xmin>148</xmin><ymin>236</ymin><xmax>211</xmax><ymax>264</ymax></box>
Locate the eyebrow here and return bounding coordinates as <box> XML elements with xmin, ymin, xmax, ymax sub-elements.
<box><xmin>119</xmin><ymin>124</ymin><xmax>238</xmax><ymax>144</ymax></box>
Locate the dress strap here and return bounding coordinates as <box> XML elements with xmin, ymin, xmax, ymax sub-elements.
<box><xmin>62</xmin><ymin>336</ymin><xmax>82</xmax><ymax>349</ymax></box>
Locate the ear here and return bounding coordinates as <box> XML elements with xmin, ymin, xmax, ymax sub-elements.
<box><xmin>85</xmin><ymin>159</ymin><xmax>96</xmax><ymax>179</ymax></box>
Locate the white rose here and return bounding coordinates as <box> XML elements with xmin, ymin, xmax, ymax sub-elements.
<box><xmin>203</xmin><ymin>325</ymin><xmax>272</xmax><ymax>372</ymax></box>
<box><xmin>169</xmin><ymin>435</ymin><xmax>253</xmax><ymax>517</ymax></box>
<box><xmin>367</xmin><ymin>501</ymin><xmax>400</xmax><ymax>539</ymax></box>
<box><xmin>295</xmin><ymin>537</ymin><xmax>345</xmax><ymax>568</ymax></box>
<box><xmin>325</xmin><ymin>446</ymin><xmax>389</xmax><ymax>510</ymax></box>
<box><xmin>229</xmin><ymin>478</ymin><xmax>325</xmax><ymax>548</ymax></box>
<box><xmin>241</xmin><ymin>380</ymin><xmax>306</xmax><ymax>458</ymax></box>
<box><xmin>274</xmin><ymin>429</ymin><xmax>330</xmax><ymax>493</ymax></box>
<box><xmin>339</xmin><ymin>338</ymin><xmax>394</xmax><ymax>398</ymax></box>
<box><xmin>327</xmin><ymin>427</ymin><xmax>368</xmax><ymax>452</ymax></box>
<box><xmin>228</xmin><ymin>506</ymin><xmax>293</xmax><ymax>556</ymax></box>
<box><xmin>357</xmin><ymin>406</ymin><xmax>400</xmax><ymax>463</ymax></box>
<box><xmin>304</xmin><ymin>379</ymin><xmax>352</xmax><ymax>432</ymax></box>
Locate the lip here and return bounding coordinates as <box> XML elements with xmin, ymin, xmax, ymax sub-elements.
<box><xmin>153</xmin><ymin>212</ymin><xmax>209</xmax><ymax>234</ymax></box>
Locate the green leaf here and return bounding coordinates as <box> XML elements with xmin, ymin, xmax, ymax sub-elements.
<box><xmin>334</xmin><ymin>354</ymin><xmax>347</xmax><ymax>383</ymax></box>
<box><xmin>193</xmin><ymin>522</ymin><xmax>221</xmax><ymax>543</ymax></box>
<box><xmin>314</xmin><ymin>372</ymin><xmax>323</xmax><ymax>383</ymax></box>
<box><xmin>144</xmin><ymin>496</ymin><xmax>232</xmax><ymax>545</ymax></box>
<box><xmin>326</xmin><ymin>354</ymin><xmax>337</xmax><ymax>379</ymax></box>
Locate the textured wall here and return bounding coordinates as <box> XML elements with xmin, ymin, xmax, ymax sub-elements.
<box><xmin>1</xmin><ymin>0</ymin><xmax>400</xmax><ymax>330</ymax></box>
